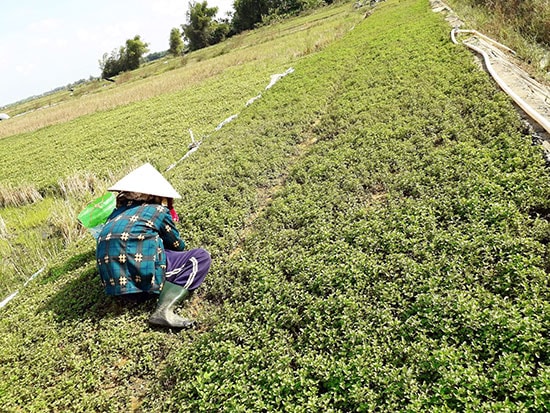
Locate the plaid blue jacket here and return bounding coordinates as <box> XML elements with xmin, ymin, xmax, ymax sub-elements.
<box><xmin>96</xmin><ymin>201</ymin><xmax>185</xmax><ymax>295</ymax></box>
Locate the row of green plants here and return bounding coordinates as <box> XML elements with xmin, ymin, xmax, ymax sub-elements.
<box><xmin>0</xmin><ymin>0</ymin><xmax>548</xmax><ymax>410</ymax></box>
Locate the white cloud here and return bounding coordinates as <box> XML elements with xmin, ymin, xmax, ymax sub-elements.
<box><xmin>15</xmin><ymin>62</ymin><xmax>35</xmax><ymax>76</ymax></box>
<box><xmin>147</xmin><ymin>0</ymin><xmax>186</xmax><ymax>18</ymax></box>
<box><xmin>28</xmin><ymin>18</ymin><xmax>63</xmax><ymax>33</ymax></box>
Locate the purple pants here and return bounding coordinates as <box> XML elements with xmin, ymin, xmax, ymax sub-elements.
<box><xmin>165</xmin><ymin>248</ymin><xmax>211</xmax><ymax>291</ymax></box>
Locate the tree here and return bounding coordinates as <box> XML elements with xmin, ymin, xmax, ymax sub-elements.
<box><xmin>182</xmin><ymin>1</ymin><xmax>229</xmax><ymax>51</ymax></box>
<box><xmin>124</xmin><ymin>35</ymin><xmax>149</xmax><ymax>71</ymax></box>
<box><xmin>169</xmin><ymin>28</ymin><xmax>184</xmax><ymax>56</ymax></box>
<box><xmin>99</xmin><ymin>46</ymin><xmax>125</xmax><ymax>79</ymax></box>
<box><xmin>209</xmin><ymin>20</ymin><xmax>230</xmax><ymax>45</ymax></box>
<box><xmin>145</xmin><ymin>50</ymin><xmax>169</xmax><ymax>62</ymax></box>
<box><xmin>232</xmin><ymin>0</ymin><xmax>269</xmax><ymax>33</ymax></box>
<box><xmin>99</xmin><ymin>35</ymin><xmax>149</xmax><ymax>79</ymax></box>
<box><xmin>231</xmin><ymin>0</ymin><xmax>326</xmax><ymax>34</ymax></box>
<box><xmin>182</xmin><ymin>1</ymin><xmax>217</xmax><ymax>51</ymax></box>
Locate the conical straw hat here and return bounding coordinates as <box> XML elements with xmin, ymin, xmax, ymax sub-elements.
<box><xmin>108</xmin><ymin>163</ymin><xmax>181</xmax><ymax>199</ymax></box>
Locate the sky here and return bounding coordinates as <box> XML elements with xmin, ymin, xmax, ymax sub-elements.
<box><xmin>0</xmin><ymin>0</ymin><xmax>235</xmax><ymax>108</ymax></box>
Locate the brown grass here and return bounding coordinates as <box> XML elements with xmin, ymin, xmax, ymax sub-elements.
<box><xmin>48</xmin><ymin>199</ymin><xmax>88</xmax><ymax>246</ymax></box>
<box><xmin>478</xmin><ymin>0</ymin><xmax>549</xmax><ymax>46</ymax></box>
<box><xmin>0</xmin><ymin>183</ymin><xmax>43</xmax><ymax>208</ymax></box>
<box><xmin>57</xmin><ymin>171</ymin><xmax>108</xmax><ymax>199</ymax></box>
<box><xmin>446</xmin><ymin>0</ymin><xmax>550</xmax><ymax>83</ymax></box>
<box><xmin>0</xmin><ymin>215</ymin><xmax>8</xmax><ymax>240</ymax></box>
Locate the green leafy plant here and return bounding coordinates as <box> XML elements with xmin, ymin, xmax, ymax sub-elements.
<box><xmin>0</xmin><ymin>1</ymin><xmax>548</xmax><ymax>411</ymax></box>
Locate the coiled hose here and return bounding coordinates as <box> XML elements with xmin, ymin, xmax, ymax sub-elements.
<box><xmin>451</xmin><ymin>28</ymin><xmax>550</xmax><ymax>135</ymax></box>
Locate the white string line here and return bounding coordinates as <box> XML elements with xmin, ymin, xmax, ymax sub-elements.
<box><xmin>165</xmin><ymin>68</ymin><xmax>295</xmax><ymax>172</ymax></box>
<box><xmin>0</xmin><ymin>266</ymin><xmax>45</xmax><ymax>310</ymax></box>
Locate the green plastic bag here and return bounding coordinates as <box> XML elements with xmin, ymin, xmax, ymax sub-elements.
<box><xmin>78</xmin><ymin>192</ymin><xmax>116</xmax><ymax>229</ymax></box>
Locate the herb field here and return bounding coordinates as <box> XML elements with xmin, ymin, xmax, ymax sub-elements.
<box><xmin>0</xmin><ymin>3</ymin><xmax>361</xmax><ymax>293</ymax></box>
<box><xmin>1</xmin><ymin>0</ymin><xmax>549</xmax><ymax>411</ymax></box>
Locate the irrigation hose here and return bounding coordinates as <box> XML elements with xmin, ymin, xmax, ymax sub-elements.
<box><xmin>0</xmin><ymin>266</ymin><xmax>45</xmax><ymax>310</ymax></box>
<box><xmin>451</xmin><ymin>28</ymin><xmax>550</xmax><ymax>135</ymax></box>
<box><xmin>453</xmin><ymin>28</ymin><xmax>516</xmax><ymax>55</ymax></box>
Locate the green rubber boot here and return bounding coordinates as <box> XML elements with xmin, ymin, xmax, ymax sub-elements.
<box><xmin>149</xmin><ymin>282</ymin><xmax>194</xmax><ymax>329</ymax></box>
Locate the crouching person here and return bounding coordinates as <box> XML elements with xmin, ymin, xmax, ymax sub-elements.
<box><xmin>95</xmin><ymin>163</ymin><xmax>211</xmax><ymax>329</ymax></box>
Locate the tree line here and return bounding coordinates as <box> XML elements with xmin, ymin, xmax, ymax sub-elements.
<box><xmin>99</xmin><ymin>0</ymin><xmax>335</xmax><ymax>79</ymax></box>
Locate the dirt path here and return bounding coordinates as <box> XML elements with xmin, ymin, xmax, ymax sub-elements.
<box><xmin>430</xmin><ymin>0</ymin><xmax>550</xmax><ymax>151</ymax></box>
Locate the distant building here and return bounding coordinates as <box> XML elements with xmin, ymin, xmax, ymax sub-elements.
<box><xmin>0</xmin><ymin>113</ymin><xmax>10</xmax><ymax>121</ymax></box>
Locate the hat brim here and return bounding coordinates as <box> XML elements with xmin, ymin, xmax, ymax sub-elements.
<box><xmin>108</xmin><ymin>163</ymin><xmax>181</xmax><ymax>199</ymax></box>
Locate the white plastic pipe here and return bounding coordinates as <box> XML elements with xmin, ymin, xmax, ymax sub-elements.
<box><xmin>454</xmin><ymin>28</ymin><xmax>516</xmax><ymax>55</ymax></box>
<box><xmin>0</xmin><ymin>291</ymin><xmax>18</xmax><ymax>309</ymax></box>
<box><xmin>452</xmin><ymin>28</ymin><xmax>550</xmax><ymax>135</ymax></box>
<box><xmin>0</xmin><ymin>266</ymin><xmax>45</xmax><ymax>310</ymax></box>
